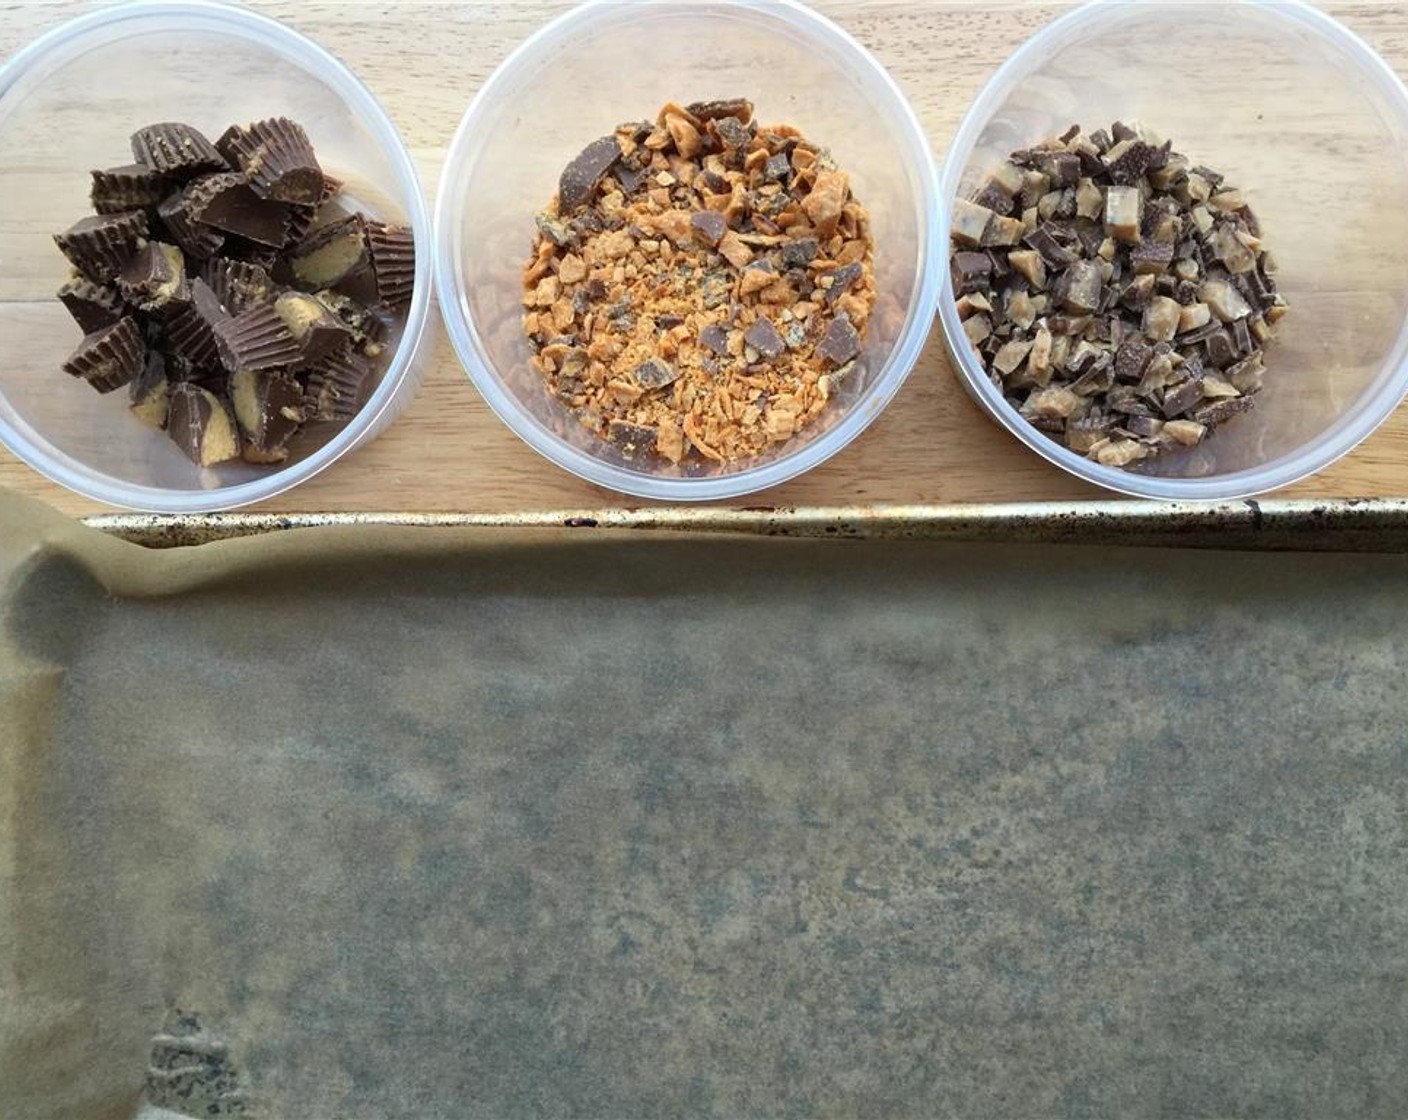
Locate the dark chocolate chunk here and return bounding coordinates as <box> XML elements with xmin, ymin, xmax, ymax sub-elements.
<box><xmin>975</xmin><ymin>184</ymin><xmax>1014</xmax><ymax>217</ymax></box>
<box><xmin>230</xmin><ymin>367</ymin><xmax>305</xmax><ymax>462</ymax></box>
<box><xmin>117</xmin><ymin>241</ymin><xmax>188</xmax><ymax>314</ymax></box>
<box><xmin>165</xmin><ymin>278</ymin><xmax>228</xmax><ymax>368</ymax></box>
<box><xmin>213</xmin><ymin>302</ymin><xmax>302</xmax><ymax>372</ymax></box>
<box><xmin>634</xmin><ymin>357</ymin><xmax>678</xmax><ymax>390</ymax></box>
<box><xmin>1205</xmin><ymin>329</ymin><xmax>1236</xmax><ymax>369</ymax></box>
<box><xmin>304</xmin><ymin>349</ymin><xmax>373</xmax><ymax>422</ymax></box>
<box><xmin>129</xmin><ymin>350</ymin><xmax>171</xmax><ymax>428</ymax></box>
<box><xmin>157</xmin><ymin>187</ymin><xmax>225</xmax><ymax>260</ymax></box>
<box><xmin>365</xmin><ymin>220</ymin><xmax>415</xmax><ymax>307</ymax></box>
<box><xmin>605</xmin><ymin>419</ymin><xmax>658</xmax><ymax>458</ymax></box>
<box><xmin>1130</xmin><ymin>240</ymin><xmax>1174</xmax><ymax>275</ymax></box>
<box><xmin>1161</xmin><ymin>376</ymin><xmax>1205</xmax><ymax>418</ymax></box>
<box><xmin>699</xmin><ymin>322</ymin><xmax>730</xmax><ymax>357</ymax></box>
<box><xmin>654</xmin><ymin>314</ymin><xmax>684</xmax><ymax>330</ymax></box>
<box><xmin>288</xmin><ymin>215</ymin><xmax>368</xmax><ymax>288</ymax></box>
<box><xmin>951</xmin><ymin>251</ymin><xmax>992</xmax><ymax>295</ymax></box>
<box><xmin>1111</xmin><ymin>121</ymin><xmax>1138</xmax><ymax>144</ymax></box>
<box><xmin>271</xmin><ymin>291</ymin><xmax>353</xmax><ymax>364</ymax></box>
<box><xmin>57</xmin><ymin>275</ymin><xmax>126</xmax><ymax>333</ymax></box>
<box><xmin>53</xmin><ymin>210</ymin><xmax>147</xmax><ymax>283</ymax></box>
<box><xmin>1123</xmin><ymin>414</ymin><xmax>1164</xmax><ymax>438</ymax></box>
<box><xmin>1231</xmin><ymin>317</ymin><xmax>1253</xmax><ymax>356</ymax></box>
<box><xmin>217</xmin><ymin>118</ymin><xmax>324</xmax><ymax>204</ymax></box>
<box><xmin>1022</xmin><ymin>224</ymin><xmax>1077</xmax><ymax>268</ymax></box>
<box><xmin>690</xmin><ymin>210</ymin><xmax>727</xmax><ymax>247</ymax></box>
<box><xmin>818</xmin><ymin>313</ymin><xmax>860</xmax><ymax>366</ymax></box>
<box><xmin>61</xmin><ymin>316</ymin><xmax>145</xmax><ymax>393</ymax></box>
<box><xmin>781</xmin><ymin>238</ymin><xmax>818</xmax><ymax>269</ymax></box>
<box><xmin>822</xmin><ymin>262</ymin><xmax>863</xmax><ymax>304</ymax></box>
<box><xmin>185</xmin><ymin>172</ymin><xmax>292</xmax><ymax>247</ymax></box>
<box><xmin>1114</xmin><ymin>337</ymin><xmax>1152</xmax><ymax>382</ymax></box>
<box><xmin>613</xmin><ymin>164</ymin><xmax>648</xmax><ymax>194</ymax></box>
<box><xmin>685</xmin><ymin>99</ymin><xmax>754</xmax><ymax>123</ymax></box>
<box><xmin>713</xmin><ymin>115</ymin><xmax>752</xmax><ymax>152</ymax></box>
<box><xmin>1192</xmin><ymin>395</ymin><xmax>1253</xmax><ymax>426</ymax></box>
<box><xmin>744</xmin><ymin>317</ymin><xmax>784</xmax><ymax>360</ymax></box>
<box><xmin>558</xmin><ymin>136</ymin><xmax>622</xmax><ymax>213</ymax></box>
<box><xmin>763</xmin><ymin>151</ymin><xmax>791</xmax><ymax>183</ymax></box>
<box><xmin>1106</xmin><ymin>140</ymin><xmax>1156</xmax><ymax>185</ymax></box>
<box><xmin>167</xmin><ymin>382</ymin><xmax>241</xmax><ymax>465</ymax></box>
<box><xmin>1042</xmin><ymin>151</ymin><xmax>1080</xmax><ymax>187</ymax></box>
<box><xmin>90</xmin><ymin>163</ymin><xmax>169</xmax><ymax>214</ymax></box>
<box><xmin>698</xmin><ymin>169</ymin><xmax>729</xmax><ymax>195</ymax></box>
<box><xmin>131</xmin><ymin>123</ymin><xmax>227</xmax><ymax>179</ymax></box>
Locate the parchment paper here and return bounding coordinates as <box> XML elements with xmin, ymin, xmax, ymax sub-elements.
<box><xmin>2</xmin><ymin>491</ymin><xmax>1407</xmax><ymax>1120</ymax></box>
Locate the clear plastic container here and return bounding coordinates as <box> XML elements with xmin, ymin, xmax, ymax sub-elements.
<box><xmin>938</xmin><ymin>0</ymin><xmax>1408</xmax><ymax>500</ymax></box>
<box><xmin>0</xmin><ymin>1</ymin><xmax>433</xmax><ymax>513</ymax></box>
<box><xmin>434</xmin><ymin>0</ymin><xmax>941</xmax><ymax>502</ymax></box>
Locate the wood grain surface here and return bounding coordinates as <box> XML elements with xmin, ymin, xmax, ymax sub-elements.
<box><xmin>3</xmin><ymin>0</ymin><xmax>1407</xmax><ymax>516</ymax></box>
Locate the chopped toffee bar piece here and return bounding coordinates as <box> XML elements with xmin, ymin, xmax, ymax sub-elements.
<box><xmin>131</xmin><ymin>122</ymin><xmax>227</xmax><ymax>179</ymax></box>
<box><xmin>949</xmin><ymin>120</ymin><xmax>1287</xmax><ymax>468</ymax></box>
<box><xmin>558</xmin><ymin>136</ymin><xmax>622</xmax><ymax>213</ymax></box>
<box><xmin>62</xmin><ymin>316</ymin><xmax>145</xmax><ymax>392</ymax></box>
<box><xmin>167</xmin><ymin>382</ymin><xmax>241</xmax><ymax>466</ymax></box>
<box><xmin>52</xmin><ymin>115</ymin><xmax>417</xmax><ymax>471</ymax></box>
<box><xmin>54</xmin><ymin>210</ymin><xmax>147</xmax><ymax>282</ymax></box>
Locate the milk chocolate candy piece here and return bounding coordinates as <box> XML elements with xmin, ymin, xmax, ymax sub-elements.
<box><xmin>157</xmin><ymin>187</ymin><xmax>225</xmax><ymax>260</ymax></box>
<box><xmin>605</xmin><ymin>419</ymin><xmax>659</xmax><ymax>459</ymax></box>
<box><xmin>288</xmin><ymin>215</ymin><xmax>368</xmax><ymax>288</ymax></box>
<box><xmin>690</xmin><ymin>210</ymin><xmax>727</xmax><ymax>248</ymax></box>
<box><xmin>57</xmin><ymin>275</ymin><xmax>126</xmax><ymax>333</ymax></box>
<box><xmin>216</xmin><ymin>118</ymin><xmax>324</xmax><ymax>205</ymax></box>
<box><xmin>273</xmin><ymin>291</ymin><xmax>353</xmax><ymax>363</ymax></box>
<box><xmin>185</xmin><ymin>172</ymin><xmax>292</xmax><ymax>247</ymax></box>
<box><xmin>634</xmin><ymin>357</ymin><xmax>678</xmax><ymax>390</ymax></box>
<box><xmin>951</xmin><ymin>251</ymin><xmax>992</xmax><ymax>295</ymax></box>
<box><xmin>822</xmin><ymin>262</ymin><xmax>863</xmax><ymax>305</ymax></box>
<box><xmin>818</xmin><ymin>312</ymin><xmax>860</xmax><ymax>367</ymax></box>
<box><xmin>62</xmin><ymin>316</ymin><xmax>145</xmax><ymax>393</ymax></box>
<box><xmin>129</xmin><ymin>351</ymin><xmax>171</xmax><ymax>429</ymax></box>
<box><xmin>213</xmin><ymin>302</ymin><xmax>302</xmax><ymax>372</ymax></box>
<box><xmin>131</xmin><ymin>123</ymin><xmax>227</xmax><ymax>179</ymax></box>
<box><xmin>117</xmin><ymin>241</ymin><xmax>188</xmax><ymax>313</ymax></box>
<box><xmin>90</xmin><ymin>163</ymin><xmax>169</xmax><ymax>214</ymax></box>
<box><xmin>699</xmin><ymin>322</ymin><xmax>730</xmax><ymax>357</ymax></box>
<box><xmin>313</xmin><ymin>289</ymin><xmax>383</xmax><ymax>346</ymax></box>
<box><xmin>53</xmin><ymin>210</ymin><xmax>147</xmax><ymax>282</ymax></box>
<box><xmin>744</xmin><ymin>317</ymin><xmax>785</xmax><ymax>361</ymax></box>
<box><xmin>685</xmin><ymin>98</ymin><xmax>754</xmax><ymax>123</ymax></box>
<box><xmin>304</xmin><ymin>349</ymin><xmax>372</xmax><ymax>422</ymax></box>
<box><xmin>230</xmin><ymin>367</ymin><xmax>305</xmax><ymax>461</ymax></box>
<box><xmin>165</xmin><ymin>278</ymin><xmax>228</xmax><ymax>367</ymax></box>
<box><xmin>200</xmin><ymin>256</ymin><xmax>275</xmax><ymax>314</ymax></box>
<box><xmin>365</xmin><ymin>221</ymin><xmax>415</xmax><ymax>307</ymax></box>
<box><xmin>167</xmin><ymin>382</ymin><xmax>241</xmax><ymax>466</ymax></box>
<box><xmin>558</xmin><ymin>136</ymin><xmax>621</xmax><ymax>213</ymax></box>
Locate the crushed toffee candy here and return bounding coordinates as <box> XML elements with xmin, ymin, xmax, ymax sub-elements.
<box><xmin>523</xmin><ymin>99</ymin><xmax>875</xmax><ymax>464</ymax></box>
<box><xmin>51</xmin><ymin>116</ymin><xmax>418</xmax><ymax>472</ymax></box>
<box><xmin>950</xmin><ymin>120</ymin><xmax>1287</xmax><ymax>468</ymax></box>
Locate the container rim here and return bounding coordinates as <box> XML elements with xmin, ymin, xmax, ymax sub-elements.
<box><xmin>0</xmin><ymin>0</ymin><xmax>433</xmax><ymax>513</ymax></box>
<box><xmin>433</xmin><ymin>0</ymin><xmax>942</xmax><ymax>502</ymax></box>
<box><xmin>935</xmin><ymin>0</ymin><xmax>1408</xmax><ymax>502</ymax></box>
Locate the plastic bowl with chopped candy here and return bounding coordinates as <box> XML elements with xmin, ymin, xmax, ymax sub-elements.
<box><xmin>435</xmin><ymin>0</ymin><xmax>941</xmax><ymax>501</ymax></box>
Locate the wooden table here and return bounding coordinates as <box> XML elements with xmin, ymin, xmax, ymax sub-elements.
<box><xmin>4</xmin><ymin>0</ymin><xmax>1406</xmax><ymax>517</ymax></box>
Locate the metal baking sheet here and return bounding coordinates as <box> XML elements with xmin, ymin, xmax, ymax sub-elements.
<box><xmin>5</xmin><ymin>491</ymin><xmax>1408</xmax><ymax>1118</ymax></box>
